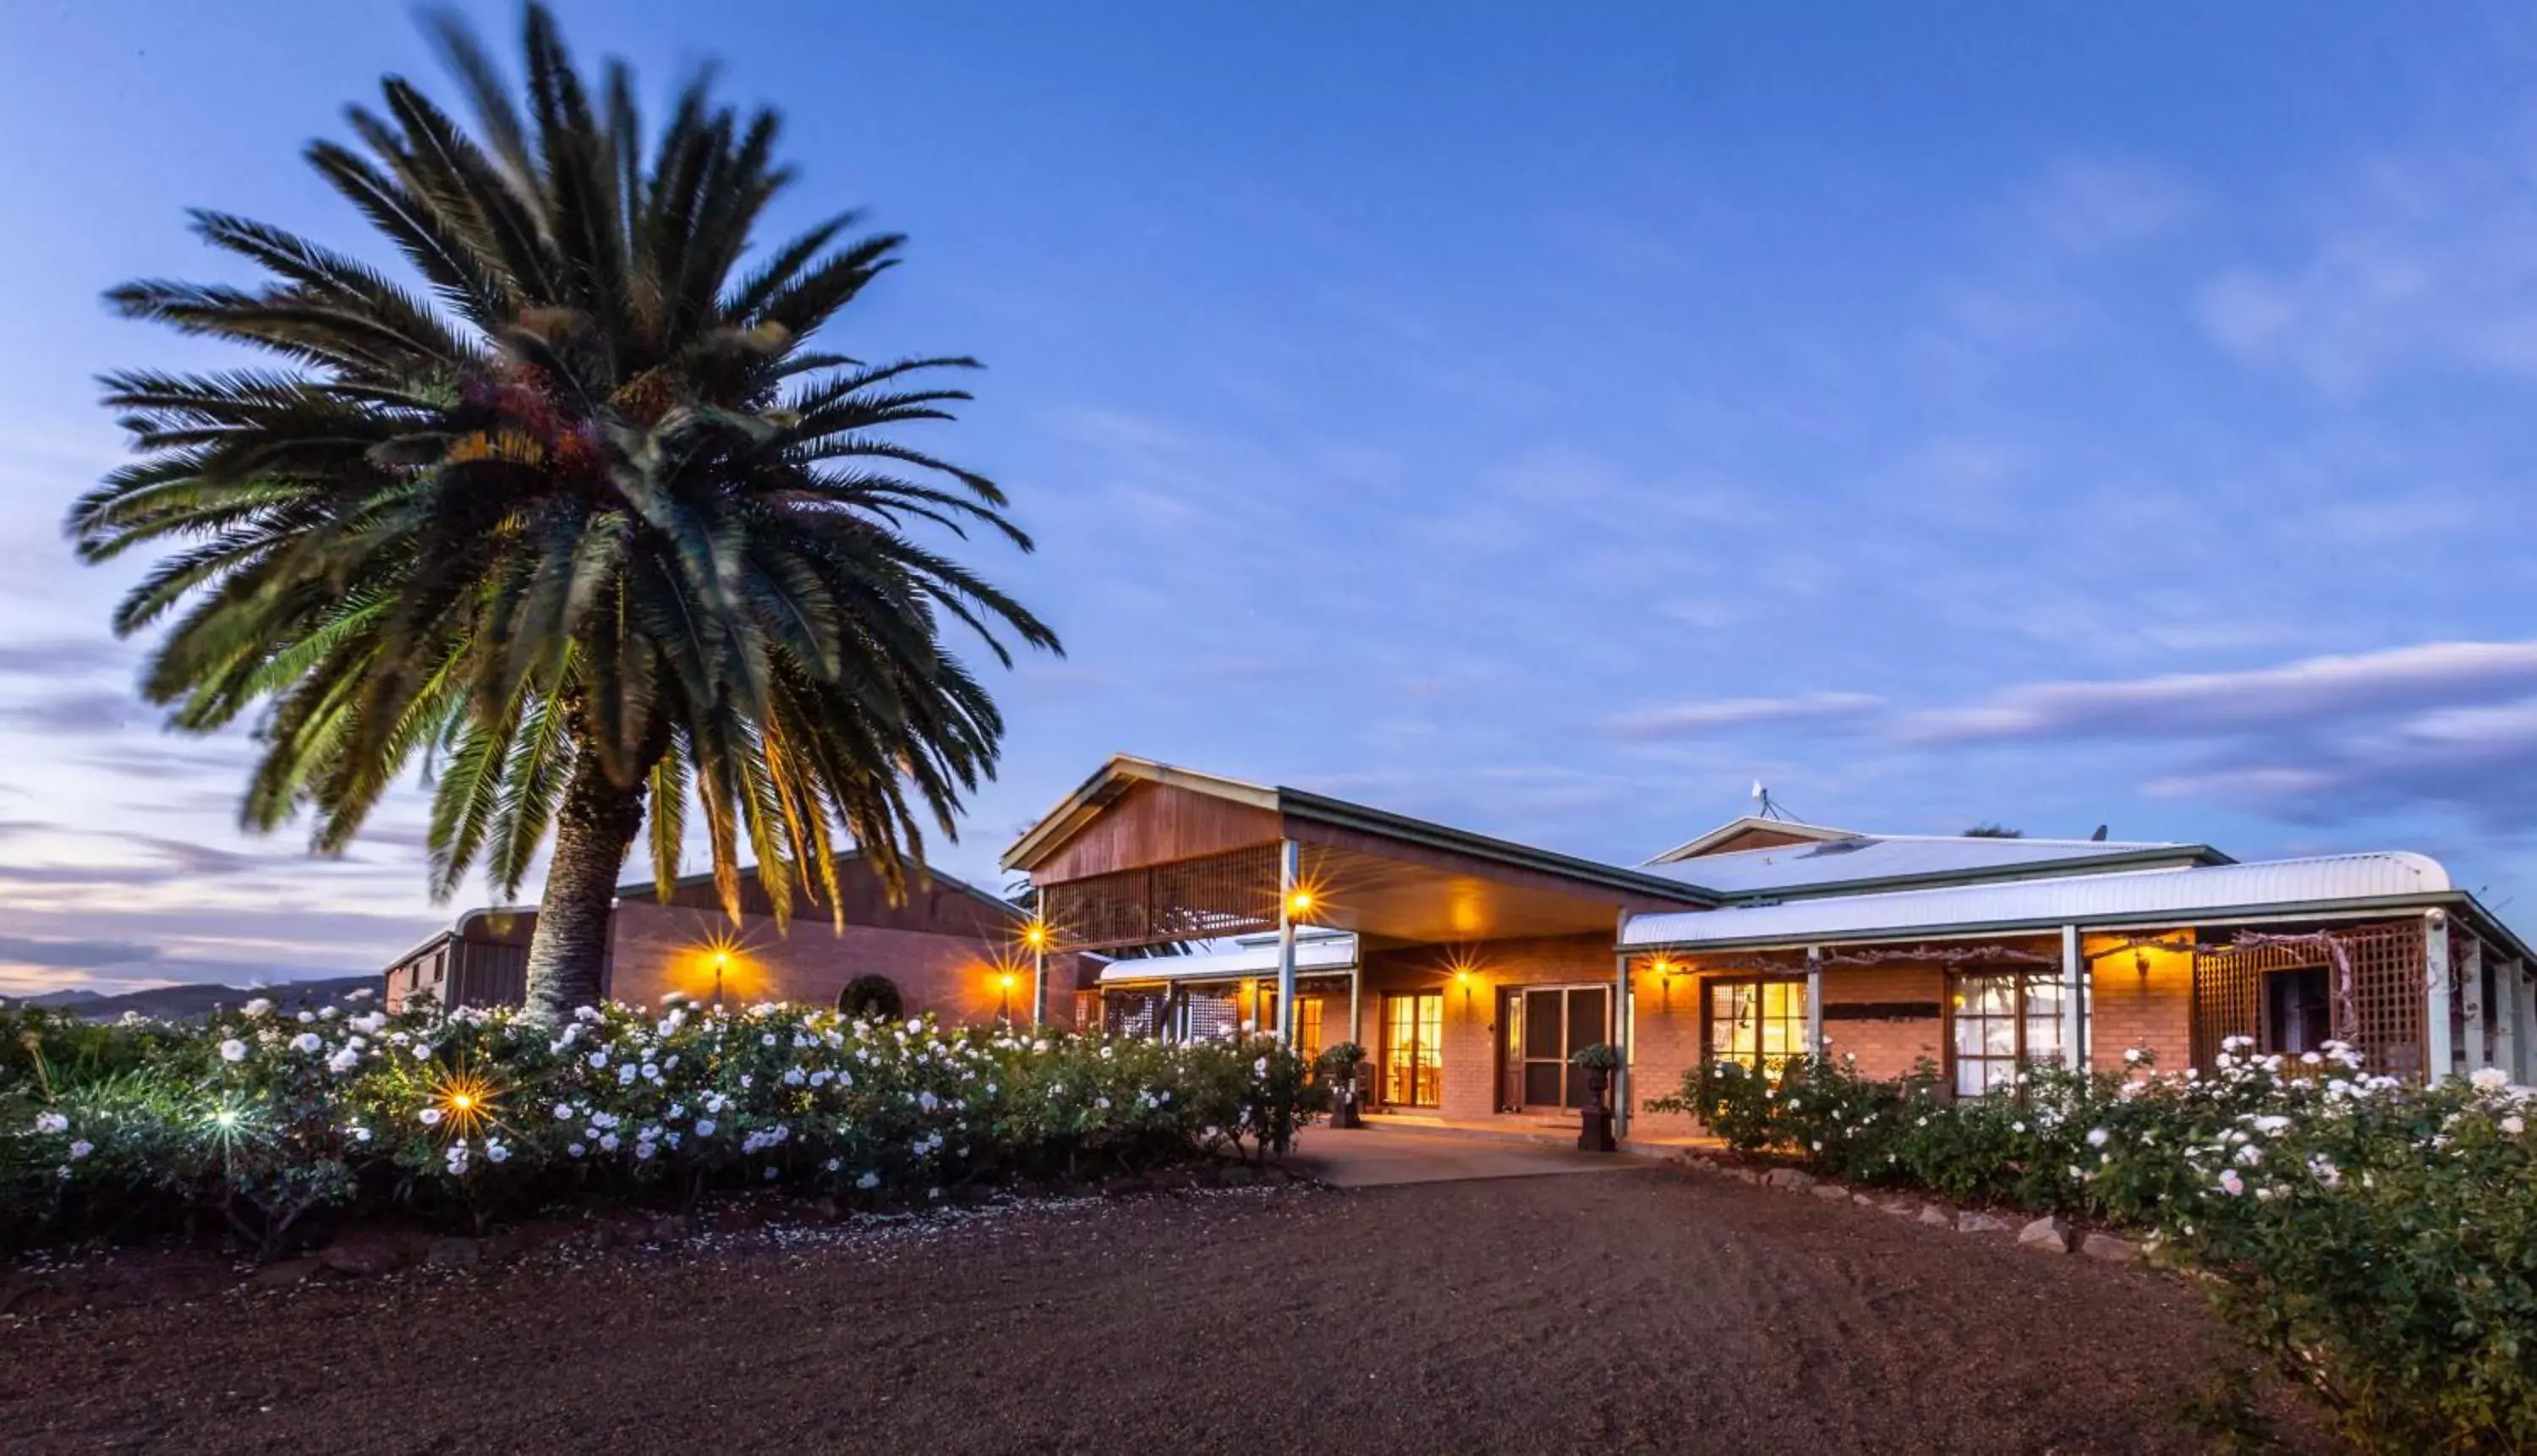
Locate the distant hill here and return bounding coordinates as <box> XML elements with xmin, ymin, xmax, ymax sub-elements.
<box><xmin>4</xmin><ymin>975</ymin><xmax>378</xmax><ymax>1022</ymax></box>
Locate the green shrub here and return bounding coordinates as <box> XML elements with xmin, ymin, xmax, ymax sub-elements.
<box><xmin>1646</xmin><ymin>1041</ymin><xmax>2537</xmax><ymax>1453</ymax></box>
<box><xmin>0</xmin><ymin>996</ymin><xmax>1320</xmax><ymax>1252</ymax></box>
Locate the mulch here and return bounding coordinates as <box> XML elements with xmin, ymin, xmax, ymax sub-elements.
<box><xmin>0</xmin><ymin>1166</ymin><xmax>2324</xmax><ymax>1453</ymax></box>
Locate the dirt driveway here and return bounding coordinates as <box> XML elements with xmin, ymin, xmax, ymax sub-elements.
<box><xmin>0</xmin><ymin>1166</ymin><xmax>2311</xmax><ymax>1454</ymax></box>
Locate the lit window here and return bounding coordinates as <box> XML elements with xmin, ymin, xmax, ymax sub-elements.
<box><xmin>1707</xmin><ymin>977</ymin><xmax>1807</xmax><ymax>1076</ymax></box>
<box><xmin>1950</xmin><ymin>972</ymin><xmax>2066</xmax><ymax>1097</ymax></box>
<box><xmin>1295</xmin><ymin>998</ymin><xmax>1324</xmax><ymax>1060</ymax></box>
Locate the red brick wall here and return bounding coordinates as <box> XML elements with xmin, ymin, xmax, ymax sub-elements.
<box><xmin>1628</xmin><ymin>964</ymin><xmax>1947</xmax><ymax>1136</ymax></box>
<box><xmin>605</xmin><ymin>900</ymin><xmax>1023</xmax><ymax>1025</ymax></box>
<box><xmin>2086</xmin><ymin>932</ymin><xmax>2193</xmax><ymax>1076</ymax></box>
<box><xmin>1821</xmin><ymin>967</ymin><xmax>1948</xmax><ymax>1079</ymax></box>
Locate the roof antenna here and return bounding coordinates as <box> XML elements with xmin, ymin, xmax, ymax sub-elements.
<box><xmin>1751</xmin><ymin>780</ymin><xmax>1794</xmax><ymax>823</ymax></box>
<box><xmin>2090</xmin><ymin>824</ymin><xmax>2108</xmax><ymax>841</ymax></box>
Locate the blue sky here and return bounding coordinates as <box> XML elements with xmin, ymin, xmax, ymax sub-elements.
<box><xmin>5</xmin><ymin>3</ymin><xmax>2537</xmax><ymax>992</ymax></box>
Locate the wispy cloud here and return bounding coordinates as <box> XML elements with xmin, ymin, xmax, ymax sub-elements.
<box><xmin>1900</xmin><ymin>642</ymin><xmax>2537</xmax><ymax>743</ymax></box>
<box><xmin>2197</xmin><ymin>146</ymin><xmax>2537</xmax><ymax>393</ymax></box>
<box><xmin>0</xmin><ymin>638</ymin><xmax>125</xmax><ymax>678</ymax></box>
<box><xmin>1605</xmin><ymin>692</ymin><xmax>1882</xmax><ymax>742</ymax></box>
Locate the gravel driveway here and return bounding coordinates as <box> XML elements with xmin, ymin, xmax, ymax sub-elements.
<box><xmin>0</xmin><ymin>1167</ymin><xmax>2317</xmax><ymax>1453</ymax></box>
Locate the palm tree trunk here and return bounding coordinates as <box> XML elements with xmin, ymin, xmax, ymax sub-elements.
<box><xmin>523</xmin><ymin>754</ymin><xmax>646</xmax><ymax>1020</ymax></box>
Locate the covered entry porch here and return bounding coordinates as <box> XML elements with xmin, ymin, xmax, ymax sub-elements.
<box><xmin>1004</xmin><ymin>757</ymin><xmax>1709</xmax><ymax>1128</ymax></box>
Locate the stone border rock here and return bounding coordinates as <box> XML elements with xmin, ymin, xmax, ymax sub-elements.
<box><xmin>1659</xmin><ymin>1147</ymin><xmax>2151</xmax><ymax>1264</ymax></box>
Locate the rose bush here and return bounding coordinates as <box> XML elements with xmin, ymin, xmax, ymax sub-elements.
<box><xmin>1649</xmin><ymin>1041</ymin><xmax>2537</xmax><ymax>1453</ymax></box>
<box><xmin>0</xmin><ymin>991</ymin><xmax>1320</xmax><ymax>1254</ymax></box>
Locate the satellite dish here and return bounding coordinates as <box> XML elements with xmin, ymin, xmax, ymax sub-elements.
<box><xmin>1751</xmin><ymin>780</ymin><xmax>1767</xmax><ymax>803</ymax></box>
<box><xmin>2090</xmin><ymin>824</ymin><xmax>2108</xmax><ymax>841</ymax></box>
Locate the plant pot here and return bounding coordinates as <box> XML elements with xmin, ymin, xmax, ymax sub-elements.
<box><xmin>1578</xmin><ymin>1067</ymin><xmax>1616</xmax><ymax>1152</ymax></box>
<box><xmin>1332</xmin><ymin>1089</ymin><xmax>1363</xmax><ymax>1129</ymax></box>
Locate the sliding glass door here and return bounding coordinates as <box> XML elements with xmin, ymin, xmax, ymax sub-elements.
<box><xmin>1381</xmin><ymin>992</ymin><xmax>1443</xmax><ymax>1108</ymax></box>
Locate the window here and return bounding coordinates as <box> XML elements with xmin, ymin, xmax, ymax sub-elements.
<box><xmin>1293</xmin><ymin>997</ymin><xmax>1324</xmax><ymax>1061</ymax></box>
<box><xmin>2264</xmin><ymin>966</ymin><xmax>2332</xmax><ymax>1057</ymax></box>
<box><xmin>1950</xmin><ymin>972</ymin><xmax>2066</xmax><ymax>1097</ymax></box>
<box><xmin>1707</xmin><ymin>978</ymin><xmax>1808</xmax><ymax>1076</ymax></box>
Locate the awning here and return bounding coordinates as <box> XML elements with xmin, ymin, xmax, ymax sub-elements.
<box><xmin>1097</xmin><ymin>932</ymin><xmax>1358</xmax><ymax>986</ymax></box>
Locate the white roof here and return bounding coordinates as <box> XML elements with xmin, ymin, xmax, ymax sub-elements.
<box><xmin>1097</xmin><ymin>932</ymin><xmax>1359</xmax><ymax>985</ymax></box>
<box><xmin>1621</xmin><ymin>852</ymin><xmax>2451</xmax><ymax>949</ymax></box>
<box><xmin>1644</xmin><ymin>833</ymin><xmax>2204</xmax><ymax>897</ymax></box>
<box><xmin>1645</xmin><ymin>816</ymin><xmax>1860</xmax><ymax>863</ymax></box>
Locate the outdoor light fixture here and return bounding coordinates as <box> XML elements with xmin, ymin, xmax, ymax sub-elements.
<box><xmin>1022</xmin><ymin>920</ymin><xmax>1049</xmax><ymax>950</ymax></box>
<box><xmin>997</xmin><ymin>970</ymin><xmax>1016</xmax><ymax>1024</ymax></box>
<box><xmin>1287</xmin><ymin>889</ymin><xmax>1315</xmax><ymax>916</ymax></box>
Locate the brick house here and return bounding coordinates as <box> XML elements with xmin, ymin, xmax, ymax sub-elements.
<box><xmin>1005</xmin><ymin>756</ymin><xmax>2537</xmax><ymax>1139</ymax></box>
<box><xmin>385</xmin><ymin>854</ymin><xmax>1082</xmax><ymax>1024</ymax></box>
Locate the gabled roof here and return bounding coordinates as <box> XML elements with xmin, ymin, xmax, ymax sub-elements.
<box><xmin>1644</xmin><ymin>816</ymin><xmax>1860</xmax><ymax>863</ymax></box>
<box><xmin>1000</xmin><ymin>757</ymin><xmax>1279</xmax><ymax>873</ymax></box>
<box><xmin>1622</xmin><ymin>851</ymin><xmax>2473</xmax><ymax>950</ymax></box>
<box><xmin>611</xmin><ymin>850</ymin><xmax>1019</xmax><ymax>920</ymax></box>
<box><xmin>1646</xmin><ymin>832</ymin><xmax>2227</xmax><ymax>900</ymax></box>
<box><xmin>1001</xmin><ymin>754</ymin><xmax>1714</xmax><ymax>907</ymax></box>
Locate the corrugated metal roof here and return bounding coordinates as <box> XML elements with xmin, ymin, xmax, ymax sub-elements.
<box><xmin>1643</xmin><ymin>833</ymin><xmax>2210</xmax><ymax>897</ymax></box>
<box><xmin>1097</xmin><ymin>933</ymin><xmax>1359</xmax><ymax>985</ymax></box>
<box><xmin>1621</xmin><ymin>851</ymin><xmax>2452</xmax><ymax>949</ymax></box>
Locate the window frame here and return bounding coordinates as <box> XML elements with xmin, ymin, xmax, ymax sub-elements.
<box><xmin>1701</xmin><ymin>975</ymin><xmax>1810</xmax><ymax>1077</ymax></box>
<box><xmin>1945</xmin><ymin>969</ymin><xmax>2069</xmax><ymax>1099</ymax></box>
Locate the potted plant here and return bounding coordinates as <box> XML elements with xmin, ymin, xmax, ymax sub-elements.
<box><xmin>1570</xmin><ymin>1043</ymin><xmax>1623</xmax><ymax>1152</ymax></box>
<box><xmin>1316</xmin><ymin>1041</ymin><xmax>1369</xmax><ymax>1129</ymax></box>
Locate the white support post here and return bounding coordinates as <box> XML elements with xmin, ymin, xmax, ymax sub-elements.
<box><xmin>1030</xmin><ymin>944</ymin><xmax>1046</xmax><ymax>1031</ymax></box>
<box><xmin>1348</xmin><ymin>952</ymin><xmax>1362</xmax><ymax>1062</ymax></box>
<box><xmin>2495</xmin><ymin>953</ymin><xmax>2523</xmax><ymax>1082</ymax></box>
<box><xmin>1614</xmin><ymin>909</ymin><xmax>1633</xmax><ymax>1140</ymax></box>
<box><xmin>2060</xmin><ymin>925</ymin><xmax>2085</xmax><ymax>1072</ymax></box>
<box><xmin>2425</xmin><ymin>911</ymin><xmax>2454</xmax><ymax>1083</ymax></box>
<box><xmin>1805</xmin><ymin>945</ymin><xmax>1825</xmax><ymax>1060</ymax></box>
<box><xmin>2463</xmin><ymin>935</ymin><xmax>2489</xmax><ymax>1074</ymax></box>
<box><xmin>1275</xmin><ymin>839</ymin><xmax>1300</xmax><ymax>1047</ymax></box>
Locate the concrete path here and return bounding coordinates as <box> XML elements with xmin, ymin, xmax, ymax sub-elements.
<box><xmin>1285</xmin><ymin>1124</ymin><xmax>1652</xmax><ymax>1187</ymax></box>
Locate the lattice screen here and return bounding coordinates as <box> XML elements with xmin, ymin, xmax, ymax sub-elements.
<box><xmin>1039</xmin><ymin>843</ymin><xmax>1283</xmax><ymax>952</ymax></box>
<box><xmin>1101</xmin><ymin>989</ymin><xmax>1164</xmax><ymax>1039</ymax></box>
<box><xmin>2191</xmin><ymin>922</ymin><xmax>2425</xmax><ymax>1079</ymax></box>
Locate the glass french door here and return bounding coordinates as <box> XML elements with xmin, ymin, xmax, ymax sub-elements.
<box><xmin>1381</xmin><ymin>992</ymin><xmax>1443</xmax><ymax>1108</ymax></box>
<box><xmin>1504</xmin><ymin>985</ymin><xmax>1610</xmax><ymax>1110</ymax></box>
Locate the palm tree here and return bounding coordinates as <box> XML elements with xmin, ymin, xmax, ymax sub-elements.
<box><xmin>69</xmin><ymin>5</ymin><xmax>1059</xmax><ymax>1017</ymax></box>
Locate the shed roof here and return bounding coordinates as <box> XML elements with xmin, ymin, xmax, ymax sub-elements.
<box><xmin>1096</xmin><ymin>931</ymin><xmax>1359</xmax><ymax>986</ymax></box>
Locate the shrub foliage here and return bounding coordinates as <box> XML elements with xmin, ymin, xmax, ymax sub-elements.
<box><xmin>1648</xmin><ymin>1043</ymin><xmax>2537</xmax><ymax>1453</ymax></box>
<box><xmin>1</xmin><ymin>993</ymin><xmax>1321</xmax><ymax>1255</ymax></box>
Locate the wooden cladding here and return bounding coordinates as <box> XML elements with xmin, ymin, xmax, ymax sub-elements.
<box><xmin>1032</xmin><ymin>781</ymin><xmax>1285</xmax><ymax>884</ymax></box>
<box><xmin>1040</xmin><ymin>843</ymin><xmax>1284</xmax><ymax>953</ymax></box>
